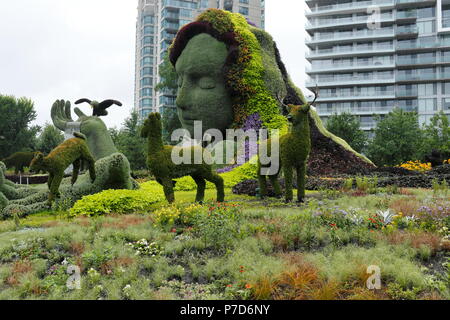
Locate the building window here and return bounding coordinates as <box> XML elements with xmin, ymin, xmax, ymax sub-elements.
<box><xmin>142</xmin><ymin>36</ymin><xmax>154</xmax><ymax>45</ymax></box>
<box><xmin>239</xmin><ymin>6</ymin><xmax>249</xmax><ymax>15</ymax></box>
<box><xmin>141</xmin><ymin>56</ymin><xmax>152</xmax><ymax>67</ymax></box>
<box><xmin>140</xmin><ymin>88</ymin><xmax>152</xmax><ymax>98</ymax></box>
<box><xmin>418</xmin><ymin>99</ymin><xmax>436</xmax><ymax>113</ymax></box>
<box><xmin>140</xmin><ymin>98</ymin><xmax>152</xmax><ymax>107</ymax></box>
<box><xmin>142</xmin><ymin>15</ymin><xmax>154</xmax><ymax>25</ymax></box>
<box><xmin>143</xmin><ymin>26</ymin><xmax>154</xmax><ymax>35</ymax></box>
<box><xmin>240</xmin><ymin>0</ymin><xmax>249</xmax><ymax>3</ymax></box>
<box><xmin>141</xmin><ymin>67</ymin><xmax>153</xmax><ymax>77</ymax></box>
<box><xmin>141</xmin><ymin>77</ymin><xmax>153</xmax><ymax>86</ymax></box>
<box><xmin>142</xmin><ymin>46</ymin><xmax>153</xmax><ymax>56</ymax></box>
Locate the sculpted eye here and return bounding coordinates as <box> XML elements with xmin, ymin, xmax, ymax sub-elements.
<box><xmin>198</xmin><ymin>77</ymin><xmax>216</xmax><ymax>89</ymax></box>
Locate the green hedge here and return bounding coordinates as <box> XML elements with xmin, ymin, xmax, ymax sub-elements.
<box><xmin>69</xmin><ymin>185</ymin><xmax>165</xmax><ymax>217</ymax></box>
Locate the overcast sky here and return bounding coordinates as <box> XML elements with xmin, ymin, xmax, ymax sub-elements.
<box><xmin>0</xmin><ymin>0</ymin><xmax>308</xmax><ymax>129</ymax></box>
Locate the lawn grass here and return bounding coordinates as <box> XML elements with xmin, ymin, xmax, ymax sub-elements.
<box><xmin>0</xmin><ymin>185</ymin><xmax>448</xmax><ymax>300</ymax></box>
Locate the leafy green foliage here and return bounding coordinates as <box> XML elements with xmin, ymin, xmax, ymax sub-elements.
<box><xmin>326</xmin><ymin>112</ymin><xmax>368</xmax><ymax>153</ymax></box>
<box><xmin>161</xmin><ymin>107</ymin><xmax>182</xmax><ymax>145</ymax></box>
<box><xmin>36</xmin><ymin>123</ymin><xmax>64</xmax><ymax>155</ymax></box>
<box><xmin>0</xmin><ymin>95</ymin><xmax>40</xmax><ymax>159</ymax></box>
<box><xmin>155</xmin><ymin>53</ymin><xmax>178</xmax><ymax>94</ymax></box>
<box><xmin>110</xmin><ymin>111</ymin><xmax>147</xmax><ymax>171</ymax></box>
<box><xmin>420</xmin><ymin>111</ymin><xmax>450</xmax><ymax>156</ymax></box>
<box><xmin>69</xmin><ymin>188</ymin><xmax>164</xmax><ymax>217</ymax></box>
<box><xmin>367</xmin><ymin>109</ymin><xmax>423</xmax><ymax>166</ymax></box>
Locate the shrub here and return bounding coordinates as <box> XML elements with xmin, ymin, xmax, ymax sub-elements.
<box><xmin>193</xmin><ymin>202</ymin><xmax>242</xmax><ymax>249</ymax></box>
<box><xmin>69</xmin><ymin>189</ymin><xmax>165</xmax><ymax>217</ymax></box>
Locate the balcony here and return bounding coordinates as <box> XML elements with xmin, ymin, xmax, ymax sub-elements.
<box><xmin>307</xmin><ymin>74</ymin><xmax>395</xmax><ymax>87</ymax></box>
<box><xmin>307</xmin><ymin>28</ymin><xmax>394</xmax><ymax>45</ymax></box>
<box><xmin>396</xmin><ymin>73</ymin><xmax>436</xmax><ymax>81</ymax></box>
<box><xmin>395</xmin><ymin>26</ymin><xmax>418</xmax><ymax>39</ymax></box>
<box><xmin>396</xmin><ymin>0</ymin><xmax>435</xmax><ymax>7</ymax></box>
<box><xmin>396</xmin><ymin>56</ymin><xmax>436</xmax><ymax>66</ymax></box>
<box><xmin>396</xmin><ymin>89</ymin><xmax>418</xmax><ymax>97</ymax></box>
<box><xmin>307</xmin><ymin>0</ymin><xmax>394</xmax><ymax>16</ymax></box>
<box><xmin>315</xmin><ymin>92</ymin><xmax>396</xmax><ymax>101</ymax></box>
<box><xmin>306</xmin><ymin>14</ymin><xmax>393</xmax><ymax>30</ymax></box>
<box><xmin>396</xmin><ymin>10</ymin><xmax>417</xmax><ymax>20</ymax></box>
<box><xmin>308</xmin><ymin>62</ymin><xmax>395</xmax><ymax>73</ymax></box>
<box><xmin>307</xmin><ymin>45</ymin><xmax>394</xmax><ymax>59</ymax></box>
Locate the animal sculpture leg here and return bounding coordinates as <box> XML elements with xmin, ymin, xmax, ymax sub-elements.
<box><xmin>47</xmin><ymin>173</ymin><xmax>54</xmax><ymax>189</ymax></box>
<box><xmin>204</xmin><ymin>171</ymin><xmax>224</xmax><ymax>202</ymax></box>
<box><xmin>258</xmin><ymin>173</ymin><xmax>268</xmax><ymax>198</ymax></box>
<box><xmin>84</xmin><ymin>155</ymin><xmax>96</xmax><ymax>182</ymax></box>
<box><xmin>283</xmin><ymin>165</ymin><xmax>294</xmax><ymax>203</ymax></box>
<box><xmin>48</xmin><ymin>174</ymin><xmax>63</xmax><ymax>204</ymax></box>
<box><xmin>71</xmin><ymin>159</ymin><xmax>81</xmax><ymax>185</ymax></box>
<box><xmin>296</xmin><ymin>162</ymin><xmax>307</xmax><ymax>203</ymax></box>
<box><xmin>192</xmin><ymin>175</ymin><xmax>206</xmax><ymax>203</ymax></box>
<box><xmin>269</xmin><ymin>174</ymin><xmax>282</xmax><ymax>198</ymax></box>
<box><xmin>161</xmin><ymin>177</ymin><xmax>175</xmax><ymax>203</ymax></box>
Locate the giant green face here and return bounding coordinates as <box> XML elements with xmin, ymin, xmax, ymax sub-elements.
<box><xmin>175</xmin><ymin>33</ymin><xmax>234</xmax><ymax>137</ymax></box>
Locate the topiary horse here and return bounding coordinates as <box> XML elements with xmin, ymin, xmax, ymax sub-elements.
<box><xmin>141</xmin><ymin>112</ymin><xmax>224</xmax><ymax>203</ymax></box>
<box><xmin>258</xmin><ymin>92</ymin><xmax>317</xmax><ymax>203</ymax></box>
<box><xmin>30</xmin><ymin>132</ymin><xmax>96</xmax><ymax>204</ymax></box>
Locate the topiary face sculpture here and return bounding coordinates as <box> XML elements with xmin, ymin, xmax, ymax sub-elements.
<box><xmin>175</xmin><ymin>33</ymin><xmax>234</xmax><ymax>136</ymax></box>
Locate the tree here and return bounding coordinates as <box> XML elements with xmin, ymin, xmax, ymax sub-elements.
<box><xmin>113</xmin><ymin>111</ymin><xmax>147</xmax><ymax>171</ymax></box>
<box><xmin>420</xmin><ymin>111</ymin><xmax>450</xmax><ymax>157</ymax></box>
<box><xmin>367</xmin><ymin>108</ymin><xmax>423</xmax><ymax>166</ymax></box>
<box><xmin>161</xmin><ymin>107</ymin><xmax>182</xmax><ymax>145</ymax></box>
<box><xmin>36</xmin><ymin>123</ymin><xmax>65</xmax><ymax>154</ymax></box>
<box><xmin>155</xmin><ymin>52</ymin><xmax>178</xmax><ymax>94</ymax></box>
<box><xmin>325</xmin><ymin>112</ymin><xmax>368</xmax><ymax>153</ymax></box>
<box><xmin>156</xmin><ymin>53</ymin><xmax>182</xmax><ymax>143</ymax></box>
<box><xmin>0</xmin><ymin>95</ymin><xmax>40</xmax><ymax>159</ymax></box>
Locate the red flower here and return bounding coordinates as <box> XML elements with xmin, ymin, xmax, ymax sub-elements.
<box><xmin>227</xmin><ymin>284</ymin><xmax>232</xmax><ymax>288</ymax></box>
<box><xmin>171</xmin><ymin>228</ymin><xmax>177</xmax><ymax>233</ymax></box>
<box><xmin>245</xmin><ymin>284</ymin><xmax>252</xmax><ymax>289</ymax></box>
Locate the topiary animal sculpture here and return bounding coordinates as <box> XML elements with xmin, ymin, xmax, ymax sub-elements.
<box><xmin>141</xmin><ymin>112</ymin><xmax>224</xmax><ymax>203</ymax></box>
<box><xmin>2</xmin><ymin>151</ymin><xmax>37</xmax><ymax>174</ymax></box>
<box><xmin>75</xmin><ymin>98</ymin><xmax>122</xmax><ymax>117</ymax></box>
<box><xmin>30</xmin><ymin>132</ymin><xmax>96</xmax><ymax>204</ymax></box>
<box><xmin>258</xmin><ymin>91</ymin><xmax>317</xmax><ymax>203</ymax></box>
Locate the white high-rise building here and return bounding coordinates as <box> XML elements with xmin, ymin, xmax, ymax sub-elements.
<box><xmin>134</xmin><ymin>0</ymin><xmax>266</xmax><ymax>120</ymax></box>
<box><xmin>305</xmin><ymin>0</ymin><xmax>450</xmax><ymax>134</ymax></box>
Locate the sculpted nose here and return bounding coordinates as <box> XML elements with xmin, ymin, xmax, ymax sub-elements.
<box><xmin>176</xmin><ymin>83</ymin><xmax>191</xmax><ymax>111</ymax></box>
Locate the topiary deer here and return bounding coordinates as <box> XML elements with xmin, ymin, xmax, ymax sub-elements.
<box><xmin>30</xmin><ymin>132</ymin><xmax>96</xmax><ymax>204</ymax></box>
<box><xmin>141</xmin><ymin>112</ymin><xmax>224</xmax><ymax>203</ymax></box>
<box><xmin>258</xmin><ymin>91</ymin><xmax>317</xmax><ymax>203</ymax></box>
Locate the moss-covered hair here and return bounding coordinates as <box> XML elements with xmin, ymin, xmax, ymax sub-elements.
<box><xmin>170</xmin><ymin>9</ymin><xmax>304</xmax><ymax>133</ymax></box>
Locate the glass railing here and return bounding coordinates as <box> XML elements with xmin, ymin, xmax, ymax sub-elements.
<box><xmin>311</xmin><ymin>28</ymin><xmax>394</xmax><ymax>42</ymax></box>
<box><xmin>396</xmin><ymin>56</ymin><xmax>436</xmax><ymax>65</ymax></box>
<box><xmin>309</xmin><ymin>45</ymin><xmax>394</xmax><ymax>56</ymax></box>
<box><xmin>396</xmin><ymin>0</ymin><xmax>429</xmax><ymax>4</ymax></box>
<box><xmin>308</xmin><ymin>74</ymin><xmax>394</xmax><ymax>85</ymax></box>
<box><xmin>310</xmin><ymin>61</ymin><xmax>394</xmax><ymax>70</ymax></box>
<box><xmin>396</xmin><ymin>10</ymin><xmax>417</xmax><ymax>19</ymax></box>
<box><xmin>311</xmin><ymin>0</ymin><xmax>393</xmax><ymax>14</ymax></box>
<box><xmin>396</xmin><ymin>26</ymin><xmax>418</xmax><ymax>34</ymax></box>
<box><xmin>396</xmin><ymin>89</ymin><xmax>418</xmax><ymax>96</ymax></box>
<box><xmin>396</xmin><ymin>73</ymin><xmax>436</xmax><ymax>81</ymax></box>
<box><xmin>309</xmin><ymin>14</ymin><xmax>393</xmax><ymax>27</ymax></box>
<box><xmin>318</xmin><ymin>91</ymin><xmax>395</xmax><ymax>98</ymax></box>
<box><xmin>396</xmin><ymin>39</ymin><xmax>439</xmax><ymax>50</ymax></box>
